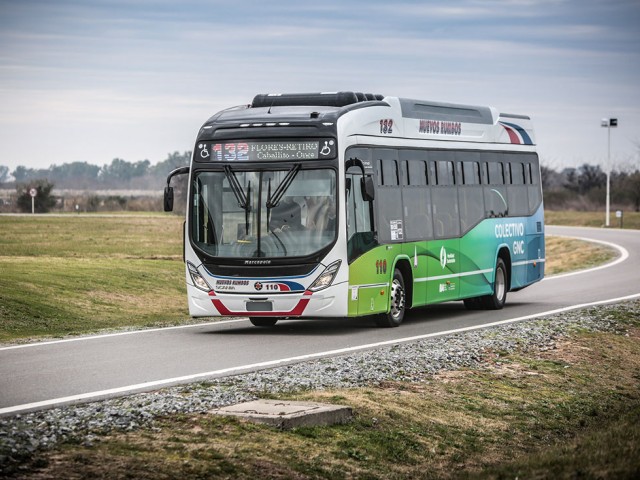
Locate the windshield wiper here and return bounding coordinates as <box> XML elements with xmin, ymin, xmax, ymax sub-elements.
<box><xmin>223</xmin><ymin>165</ymin><xmax>251</xmax><ymax>236</ymax></box>
<box><xmin>266</xmin><ymin>164</ymin><xmax>301</xmax><ymax>208</ymax></box>
<box><xmin>223</xmin><ymin>165</ymin><xmax>250</xmax><ymax>210</ymax></box>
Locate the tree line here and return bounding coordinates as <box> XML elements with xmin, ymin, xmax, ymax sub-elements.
<box><xmin>1</xmin><ymin>156</ymin><xmax>639</xmax><ymax>213</ymax></box>
<box><xmin>0</xmin><ymin>152</ymin><xmax>192</xmax><ymax>213</ymax></box>
<box><xmin>0</xmin><ymin>152</ymin><xmax>192</xmax><ymax>190</ymax></box>
<box><xmin>542</xmin><ymin>164</ymin><xmax>640</xmax><ymax>212</ymax></box>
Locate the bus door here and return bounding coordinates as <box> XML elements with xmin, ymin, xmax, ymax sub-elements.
<box><xmin>346</xmin><ymin>166</ymin><xmax>382</xmax><ymax>316</ymax></box>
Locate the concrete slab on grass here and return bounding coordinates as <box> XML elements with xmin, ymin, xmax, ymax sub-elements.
<box><xmin>212</xmin><ymin>399</ymin><xmax>352</xmax><ymax>429</ymax></box>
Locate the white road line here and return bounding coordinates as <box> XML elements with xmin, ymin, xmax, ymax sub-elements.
<box><xmin>2</xmin><ymin>292</ymin><xmax>639</xmax><ymax>416</ymax></box>
<box><xmin>543</xmin><ymin>235</ymin><xmax>629</xmax><ymax>281</ymax></box>
<box><xmin>0</xmin><ymin>318</ymin><xmax>249</xmax><ymax>352</ymax></box>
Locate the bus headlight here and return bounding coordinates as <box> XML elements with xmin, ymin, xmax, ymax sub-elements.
<box><xmin>188</xmin><ymin>262</ymin><xmax>211</xmax><ymax>291</ymax></box>
<box><xmin>308</xmin><ymin>260</ymin><xmax>341</xmax><ymax>292</ymax></box>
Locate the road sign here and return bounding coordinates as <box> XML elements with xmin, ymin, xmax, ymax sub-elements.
<box><xmin>29</xmin><ymin>188</ymin><xmax>37</xmax><ymax>214</ymax></box>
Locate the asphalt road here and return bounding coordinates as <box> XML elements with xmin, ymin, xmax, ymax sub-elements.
<box><xmin>1</xmin><ymin>225</ymin><xmax>639</xmax><ymax>416</ymax></box>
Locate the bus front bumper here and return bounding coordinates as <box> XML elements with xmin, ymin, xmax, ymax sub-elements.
<box><xmin>187</xmin><ymin>283</ymin><xmax>347</xmax><ymax>318</ymax></box>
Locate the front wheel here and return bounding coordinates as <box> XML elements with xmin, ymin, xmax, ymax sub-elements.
<box><xmin>376</xmin><ymin>269</ymin><xmax>406</xmax><ymax>328</ymax></box>
<box><xmin>249</xmin><ymin>317</ymin><xmax>278</xmax><ymax>327</ymax></box>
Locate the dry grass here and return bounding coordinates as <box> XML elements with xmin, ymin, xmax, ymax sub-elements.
<box><xmin>545</xmin><ymin>210</ymin><xmax>640</xmax><ymax>230</ymax></box>
<box><xmin>545</xmin><ymin>235</ymin><xmax>617</xmax><ymax>275</ymax></box>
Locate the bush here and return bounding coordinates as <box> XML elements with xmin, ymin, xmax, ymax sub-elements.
<box><xmin>16</xmin><ymin>180</ymin><xmax>56</xmax><ymax>213</ymax></box>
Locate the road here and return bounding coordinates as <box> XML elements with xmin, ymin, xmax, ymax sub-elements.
<box><xmin>1</xmin><ymin>226</ymin><xmax>639</xmax><ymax>416</ymax></box>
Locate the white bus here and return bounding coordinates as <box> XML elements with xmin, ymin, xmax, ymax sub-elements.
<box><xmin>165</xmin><ymin>92</ymin><xmax>544</xmax><ymax>327</ymax></box>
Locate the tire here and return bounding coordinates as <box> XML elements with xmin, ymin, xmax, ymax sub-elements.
<box><xmin>463</xmin><ymin>258</ymin><xmax>508</xmax><ymax>310</ymax></box>
<box><xmin>483</xmin><ymin>257</ymin><xmax>508</xmax><ymax>310</ymax></box>
<box><xmin>249</xmin><ymin>317</ymin><xmax>278</xmax><ymax>327</ymax></box>
<box><xmin>376</xmin><ymin>269</ymin><xmax>406</xmax><ymax>328</ymax></box>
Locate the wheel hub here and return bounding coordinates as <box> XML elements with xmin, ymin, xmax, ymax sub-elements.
<box><xmin>390</xmin><ymin>279</ymin><xmax>405</xmax><ymax>320</ymax></box>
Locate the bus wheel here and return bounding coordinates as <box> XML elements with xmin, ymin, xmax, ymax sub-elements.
<box><xmin>249</xmin><ymin>317</ymin><xmax>278</xmax><ymax>327</ymax></box>
<box><xmin>483</xmin><ymin>257</ymin><xmax>508</xmax><ymax>310</ymax></box>
<box><xmin>376</xmin><ymin>269</ymin><xmax>406</xmax><ymax>328</ymax></box>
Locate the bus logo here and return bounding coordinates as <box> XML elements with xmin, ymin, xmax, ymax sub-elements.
<box><xmin>439</xmin><ymin>246</ymin><xmax>456</xmax><ymax>269</ymax></box>
<box><xmin>254</xmin><ymin>282</ymin><xmax>263</xmax><ymax>291</ymax></box>
<box><xmin>440</xmin><ymin>246</ymin><xmax>447</xmax><ymax>269</ymax></box>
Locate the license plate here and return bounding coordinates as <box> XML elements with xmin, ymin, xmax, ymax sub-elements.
<box><xmin>246</xmin><ymin>301</ymin><xmax>273</xmax><ymax>312</ymax></box>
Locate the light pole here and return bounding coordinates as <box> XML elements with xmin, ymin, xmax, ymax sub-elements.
<box><xmin>601</xmin><ymin>117</ymin><xmax>617</xmax><ymax>227</ymax></box>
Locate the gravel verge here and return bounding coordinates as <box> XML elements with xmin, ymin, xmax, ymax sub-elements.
<box><xmin>1</xmin><ymin>300</ymin><xmax>638</xmax><ymax>472</ymax></box>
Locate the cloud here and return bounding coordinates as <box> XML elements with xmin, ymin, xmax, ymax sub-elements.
<box><xmin>0</xmin><ymin>0</ymin><xmax>639</xmax><ymax>169</ymax></box>
<box><xmin>371</xmin><ymin>0</ymin><xmax>567</xmax><ymax>19</ymax></box>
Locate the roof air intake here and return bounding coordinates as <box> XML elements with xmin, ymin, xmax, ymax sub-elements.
<box><xmin>251</xmin><ymin>91</ymin><xmax>384</xmax><ymax>108</ymax></box>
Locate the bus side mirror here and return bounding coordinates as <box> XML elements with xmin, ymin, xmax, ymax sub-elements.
<box><xmin>163</xmin><ymin>165</ymin><xmax>190</xmax><ymax>213</ymax></box>
<box><xmin>361</xmin><ymin>177</ymin><xmax>375</xmax><ymax>201</ymax></box>
<box><xmin>164</xmin><ymin>186</ymin><xmax>174</xmax><ymax>212</ymax></box>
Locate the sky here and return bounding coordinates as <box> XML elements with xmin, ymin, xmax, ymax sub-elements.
<box><xmin>1</xmin><ymin>0</ymin><xmax>639</xmax><ymax>173</ymax></box>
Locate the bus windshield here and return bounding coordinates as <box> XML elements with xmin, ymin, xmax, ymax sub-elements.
<box><xmin>191</xmin><ymin>167</ymin><xmax>336</xmax><ymax>258</ymax></box>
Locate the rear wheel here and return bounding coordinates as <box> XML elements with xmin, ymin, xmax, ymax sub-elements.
<box><xmin>483</xmin><ymin>257</ymin><xmax>508</xmax><ymax>310</ymax></box>
<box><xmin>376</xmin><ymin>269</ymin><xmax>406</xmax><ymax>328</ymax></box>
<box><xmin>249</xmin><ymin>317</ymin><xmax>278</xmax><ymax>327</ymax></box>
<box><xmin>463</xmin><ymin>257</ymin><xmax>508</xmax><ymax>310</ymax></box>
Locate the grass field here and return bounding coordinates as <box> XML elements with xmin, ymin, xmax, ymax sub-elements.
<box><xmin>545</xmin><ymin>209</ymin><xmax>640</xmax><ymax>229</ymax></box>
<box><xmin>0</xmin><ymin>213</ymin><xmax>619</xmax><ymax>343</ymax></box>
<box><xmin>0</xmin><ymin>215</ymin><xmax>189</xmax><ymax>342</ymax></box>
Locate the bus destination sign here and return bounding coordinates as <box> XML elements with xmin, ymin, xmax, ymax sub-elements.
<box><xmin>196</xmin><ymin>139</ymin><xmax>336</xmax><ymax>162</ymax></box>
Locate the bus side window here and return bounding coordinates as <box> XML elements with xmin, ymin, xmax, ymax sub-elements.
<box><xmin>506</xmin><ymin>156</ymin><xmax>529</xmax><ymax>216</ymax></box>
<box><xmin>526</xmin><ymin>154</ymin><xmax>543</xmax><ymax>213</ymax></box>
<box><xmin>400</xmin><ymin>151</ymin><xmax>432</xmax><ymax>241</ymax></box>
<box><xmin>458</xmin><ymin>153</ymin><xmax>484</xmax><ymax>234</ymax></box>
<box><xmin>513</xmin><ymin>163</ymin><xmax>525</xmax><ymax>185</ymax></box>
<box><xmin>437</xmin><ymin>160</ymin><xmax>455</xmax><ymax>186</ymax></box>
<box><xmin>375</xmin><ymin>151</ymin><xmax>403</xmax><ymax>243</ymax></box>
<box><xmin>432</xmin><ymin>151</ymin><xmax>460</xmax><ymax>238</ymax></box>
<box><xmin>462</xmin><ymin>161</ymin><xmax>480</xmax><ymax>185</ymax></box>
<box><xmin>483</xmin><ymin>153</ymin><xmax>508</xmax><ymax>218</ymax></box>
<box><xmin>481</xmin><ymin>162</ymin><xmax>489</xmax><ymax>184</ymax></box>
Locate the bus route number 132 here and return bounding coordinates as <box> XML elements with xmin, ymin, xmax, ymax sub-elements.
<box><xmin>380</xmin><ymin>119</ymin><xmax>393</xmax><ymax>134</ymax></box>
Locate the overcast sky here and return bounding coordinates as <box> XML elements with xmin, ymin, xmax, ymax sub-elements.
<box><xmin>1</xmin><ymin>0</ymin><xmax>639</xmax><ymax>172</ymax></box>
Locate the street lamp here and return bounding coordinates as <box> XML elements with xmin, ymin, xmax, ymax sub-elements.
<box><xmin>601</xmin><ymin>117</ymin><xmax>618</xmax><ymax>227</ymax></box>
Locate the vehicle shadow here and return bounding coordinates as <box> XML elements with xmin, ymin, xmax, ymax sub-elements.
<box><xmin>200</xmin><ymin>300</ymin><xmax>509</xmax><ymax>337</ymax></box>
<box><xmin>202</xmin><ymin>316</ymin><xmax>375</xmax><ymax>337</ymax></box>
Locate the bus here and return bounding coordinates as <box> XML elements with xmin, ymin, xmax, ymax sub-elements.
<box><xmin>164</xmin><ymin>91</ymin><xmax>545</xmax><ymax>327</ymax></box>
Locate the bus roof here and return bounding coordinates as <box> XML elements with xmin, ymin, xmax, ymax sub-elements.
<box><xmin>200</xmin><ymin>91</ymin><xmax>535</xmax><ymax>146</ymax></box>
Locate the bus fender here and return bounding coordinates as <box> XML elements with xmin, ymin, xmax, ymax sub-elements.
<box><xmin>494</xmin><ymin>245</ymin><xmax>512</xmax><ymax>291</ymax></box>
<box><xmin>391</xmin><ymin>256</ymin><xmax>413</xmax><ymax>309</ymax></box>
